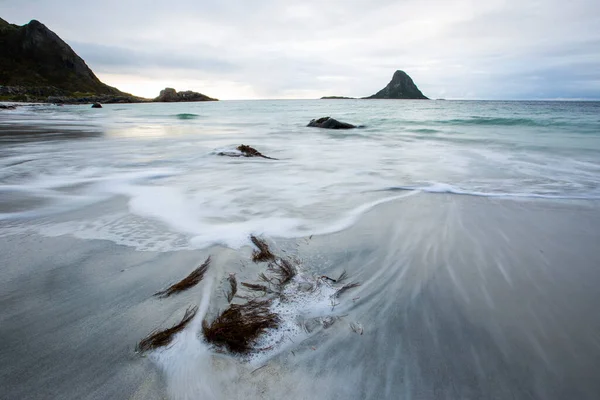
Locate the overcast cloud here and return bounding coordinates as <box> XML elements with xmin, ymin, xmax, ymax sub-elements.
<box><xmin>1</xmin><ymin>0</ymin><xmax>599</xmax><ymax>99</ymax></box>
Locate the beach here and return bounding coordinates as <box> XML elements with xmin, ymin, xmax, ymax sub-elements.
<box><xmin>1</xmin><ymin>100</ymin><xmax>600</xmax><ymax>399</ymax></box>
<box><xmin>2</xmin><ymin>192</ymin><xmax>600</xmax><ymax>399</ymax></box>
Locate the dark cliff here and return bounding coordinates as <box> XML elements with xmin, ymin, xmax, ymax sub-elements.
<box><xmin>0</xmin><ymin>18</ymin><xmax>135</xmax><ymax>101</ymax></box>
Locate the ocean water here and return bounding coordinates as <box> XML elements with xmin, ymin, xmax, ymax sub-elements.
<box><xmin>1</xmin><ymin>100</ymin><xmax>600</xmax><ymax>399</ymax></box>
<box><xmin>1</xmin><ymin>100</ymin><xmax>599</xmax><ymax>249</ymax></box>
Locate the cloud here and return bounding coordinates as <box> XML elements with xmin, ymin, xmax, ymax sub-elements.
<box><xmin>1</xmin><ymin>0</ymin><xmax>599</xmax><ymax>99</ymax></box>
<box><xmin>69</xmin><ymin>42</ymin><xmax>236</xmax><ymax>73</ymax></box>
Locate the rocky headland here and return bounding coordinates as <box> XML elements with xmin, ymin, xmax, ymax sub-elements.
<box><xmin>0</xmin><ymin>18</ymin><xmax>217</xmax><ymax>104</ymax></box>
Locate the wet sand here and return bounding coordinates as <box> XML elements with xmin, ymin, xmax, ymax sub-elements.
<box><xmin>1</xmin><ymin>193</ymin><xmax>600</xmax><ymax>399</ymax></box>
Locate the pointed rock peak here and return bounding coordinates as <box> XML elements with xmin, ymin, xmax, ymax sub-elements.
<box><xmin>26</xmin><ymin>19</ymin><xmax>45</xmax><ymax>29</ymax></box>
<box><xmin>366</xmin><ymin>70</ymin><xmax>428</xmax><ymax>100</ymax></box>
<box><xmin>392</xmin><ymin>70</ymin><xmax>410</xmax><ymax>79</ymax></box>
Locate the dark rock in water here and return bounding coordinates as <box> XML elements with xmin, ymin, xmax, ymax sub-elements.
<box><xmin>0</xmin><ymin>18</ymin><xmax>140</xmax><ymax>102</ymax></box>
<box><xmin>0</xmin><ymin>104</ymin><xmax>17</xmax><ymax>110</ymax></box>
<box><xmin>91</xmin><ymin>102</ymin><xmax>102</xmax><ymax>108</ymax></box>
<box><xmin>320</xmin><ymin>96</ymin><xmax>355</xmax><ymax>99</ymax></box>
<box><xmin>307</xmin><ymin>117</ymin><xmax>356</xmax><ymax>129</ymax></box>
<box><xmin>154</xmin><ymin>88</ymin><xmax>218</xmax><ymax>102</ymax></box>
<box><xmin>218</xmin><ymin>145</ymin><xmax>277</xmax><ymax>160</ymax></box>
<box><xmin>365</xmin><ymin>70</ymin><xmax>428</xmax><ymax>99</ymax></box>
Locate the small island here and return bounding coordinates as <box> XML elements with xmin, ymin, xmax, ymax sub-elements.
<box><xmin>154</xmin><ymin>88</ymin><xmax>217</xmax><ymax>102</ymax></box>
<box><xmin>321</xmin><ymin>70</ymin><xmax>428</xmax><ymax>100</ymax></box>
<box><xmin>320</xmin><ymin>96</ymin><xmax>356</xmax><ymax>100</ymax></box>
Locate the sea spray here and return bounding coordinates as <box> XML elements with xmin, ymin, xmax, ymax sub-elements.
<box><xmin>150</xmin><ymin>278</ymin><xmax>236</xmax><ymax>400</ymax></box>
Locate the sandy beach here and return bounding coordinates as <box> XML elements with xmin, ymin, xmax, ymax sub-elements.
<box><xmin>2</xmin><ymin>193</ymin><xmax>600</xmax><ymax>399</ymax></box>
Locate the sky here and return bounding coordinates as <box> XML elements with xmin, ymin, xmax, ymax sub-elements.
<box><xmin>1</xmin><ymin>0</ymin><xmax>599</xmax><ymax>100</ymax></box>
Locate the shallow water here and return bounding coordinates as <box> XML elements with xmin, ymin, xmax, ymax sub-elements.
<box><xmin>1</xmin><ymin>100</ymin><xmax>599</xmax><ymax>249</ymax></box>
<box><xmin>1</xmin><ymin>100</ymin><xmax>600</xmax><ymax>399</ymax></box>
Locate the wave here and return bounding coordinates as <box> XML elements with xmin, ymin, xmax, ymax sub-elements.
<box><xmin>412</xmin><ymin>128</ymin><xmax>440</xmax><ymax>133</ymax></box>
<box><xmin>437</xmin><ymin>117</ymin><xmax>569</xmax><ymax>127</ymax></box>
<box><xmin>175</xmin><ymin>113</ymin><xmax>200</xmax><ymax>120</ymax></box>
<box><xmin>5</xmin><ymin>185</ymin><xmax>419</xmax><ymax>251</ymax></box>
<box><xmin>381</xmin><ymin>183</ymin><xmax>600</xmax><ymax>200</ymax></box>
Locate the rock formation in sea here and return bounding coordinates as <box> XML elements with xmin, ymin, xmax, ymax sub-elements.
<box><xmin>0</xmin><ymin>17</ymin><xmax>146</xmax><ymax>103</ymax></box>
<box><xmin>154</xmin><ymin>88</ymin><xmax>218</xmax><ymax>102</ymax></box>
<box><xmin>307</xmin><ymin>117</ymin><xmax>357</xmax><ymax>129</ymax></box>
<box><xmin>320</xmin><ymin>96</ymin><xmax>356</xmax><ymax>99</ymax></box>
<box><xmin>321</xmin><ymin>70</ymin><xmax>428</xmax><ymax>100</ymax></box>
<box><xmin>364</xmin><ymin>70</ymin><xmax>428</xmax><ymax>99</ymax></box>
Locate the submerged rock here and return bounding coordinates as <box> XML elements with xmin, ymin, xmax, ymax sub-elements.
<box><xmin>307</xmin><ymin>117</ymin><xmax>356</xmax><ymax>129</ymax></box>
<box><xmin>91</xmin><ymin>102</ymin><xmax>102</xmax><ymax>108</ymax></box>
<box><xmin>0</xmin><ymin>104</ymin><xmax>17</xmax><ymax>110</ymax></box>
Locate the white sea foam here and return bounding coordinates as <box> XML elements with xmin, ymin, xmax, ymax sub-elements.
<box><xmin>244</xmin><ymin>273</ymin><xmax>343</xmax><ymax>366</ymax></box>
<box><xmin>149</xmin><ymin>278</ymin><xmax>227</xmax><ymax>400</ymax></box>
<box><xmin>387</xmin><ymin>183</ymin><xmax>600</xmax><ymax>200</ymax></box>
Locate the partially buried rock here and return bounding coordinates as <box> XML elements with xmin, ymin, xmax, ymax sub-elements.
<box><xmin>307</xmin><ymin>117</ymin><xmax>356</xmax><ymax>129</ymax></box>
<box><xmin>91</xmin><ymin>102</ymin><xmax>102</xmax><ymax>108</ymax></box>
<box><xmin>218</xmin><ymin>145</ymin><xmax>277</xmax><ymax>160</ymax></box>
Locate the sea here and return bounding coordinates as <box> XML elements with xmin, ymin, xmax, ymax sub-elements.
<box><xmin>1</xmin><ymin>100</ymin><xmax>600</xmax><ymax>399</ymax></box>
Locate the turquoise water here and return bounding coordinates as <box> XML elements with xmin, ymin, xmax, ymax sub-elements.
<box><xmin>1</xmin><ymin>100</ymin><xmax>599</xmax><ymax>249</ymax></box>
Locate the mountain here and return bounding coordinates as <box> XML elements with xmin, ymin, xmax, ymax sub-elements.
<box><xmin>364</xmin><ymin>70</ymin><xmax>428</xmax><ymax>99</ymax></box>
<box><xmin>0</xmin><ymin>18</ymin><xmax>220</xmax><ymax>104</ymax></box>
<box><xmin>0</xmin><ymin>18</ymin><xmax>139</xmax><ymax>102</ymax></box>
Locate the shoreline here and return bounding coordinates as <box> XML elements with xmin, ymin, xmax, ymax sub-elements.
<box><xmin>2</xmin><ymin>194</ymin><xmax>600</xmax><ymax>399</ymax></box>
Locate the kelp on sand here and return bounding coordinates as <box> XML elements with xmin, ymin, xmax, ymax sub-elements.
<box><xmin>154</xmin><ymin>256</ymin><xmax>211</xmax><ymax>298</ymax></box>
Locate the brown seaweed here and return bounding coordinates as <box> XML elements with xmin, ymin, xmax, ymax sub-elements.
<box><xmin>334</xmin><ymin>282</ymin><xmax>360</xmax><ymax>298</ymax></box>
<box><xmin>237</xmin><ymin>145</ymin><xmax>277</xmax><ymax>160</ymax></box>
<box><xmin>322</xmin><ymin>270</ymin><xmax>349</xmax><ymax>284</ymax></box>
<box><xmin>202</xmin><ymin>300</ymin><xmax>280</xmax><ymax>353</ymax></box>
<box><xmin>336</xmin><ymin>270</ymin><xmax>348</xmax><ymax>283</ymax></box>
<box><xmin>268</xmin><ymin>258</ymin><xmax>296</xmax><ymax>287</ymax></box>
<box><xmin>136</xmin><ymin>305</ymin><xmax>198</xmax><ymax>353</ymax></box>
<box><xmin>154</xmin><ymin>256</ymin><xmax>211</xmax><ymax>298</ymax></box>
<box><xmin>241</xmin><ymin>282</ymin><xmax>271</xmax><ymax>294</ymax></box>
<box><xmin>250</xmin><ymin>235</ymin><xmax>276</xmax><ymax>262</ymax></box>
<box><xmin>226</xmin><ymin>273</ymin><xmax>237</xmax><ymax>303</ymax></box>
<box><xmin>257</xmin><ymin>272</ymin><xmax>273</xmax><ymax>284</ymax></box>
